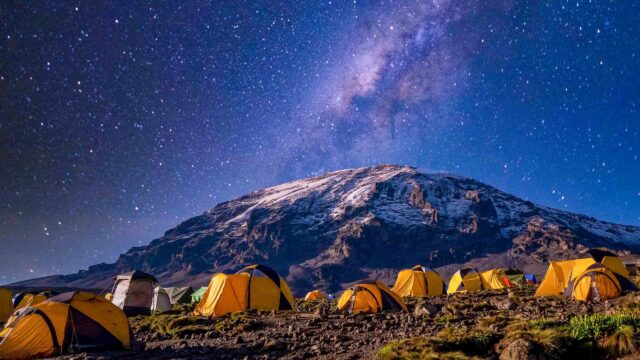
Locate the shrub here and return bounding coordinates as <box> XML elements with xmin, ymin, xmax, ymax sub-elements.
<box><xmin>377</xmin><ymin>336</ymin><xmax>476</xmax><ymax>360</ymax></box>
<box><xmin>502</xmin><ymin>318</ymin><xmax>581</xmax><ymax>359</ymax></box>
<box><xmin>377</xmin><ymin>337</ymin><xmax>431</xmax><ymax>360</ymax></box>
<box><xmin>295</xmin><ymin>299</ymin><xmax>318</xmax><ymax>312</ymax></box>
<box><xmin>569</xmin><ymin>313</ymin><xmax>640</xmax><ymax>340</ymax></box>
<box><xmin>296</xmin><ymin>298</ymin><xmax>331</xmax><ymax>313</ymax></box>
<box><xmin>433</xmin><ymin>328</ymin><xmax>501</xmax><ymax>356</ymax></box>
<box><xmin>433</xmin><ymin>314</ymin><xmax>457</xmax><ymax>325</ymax></box>
<box><xmin>477</xmin><ymin>315</ymin><xmax>506</xmax><ymax>329</ymax></box>
<box><xmin>214</xmin><ymin>312</ymin><xmax>261</xmax><ymax>334</ymax></box>
<box><xmin>130</xmin><ymin>313</ymin><xmax>214</xmax><ymax>338</ymax></box>
<box><xmin>507</xmin><ymin>327</ymin><xmax>569</xmax><ymax>356</ymax></box>
<box><xmin>603</xmin><ymin>325</ymin><xmax>638</xmax><ymax>357</ymax></box>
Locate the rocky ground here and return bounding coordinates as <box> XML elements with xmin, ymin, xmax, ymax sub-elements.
<box><xmin>54</xmin><ymin>284</ymin><xmax>640</xmax><ymax>360</ymax></box>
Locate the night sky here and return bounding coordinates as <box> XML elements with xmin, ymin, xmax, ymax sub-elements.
<box><xmin>1</xmin><ymin>1</ymin><xmax>639</xmax><ymax>284</ymax></box>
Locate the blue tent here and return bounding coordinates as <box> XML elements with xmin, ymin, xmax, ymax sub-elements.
<box><xmin>524</xmin><ymin>274</ymin><xmax>537</xmax><ymax>284</ymax></box>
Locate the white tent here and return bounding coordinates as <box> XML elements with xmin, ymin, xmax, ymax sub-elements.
<box><xmin>151</xmin><ymin>287</ymin><xmax>172</xmax><ymax>312</ymax></box>
<box><xmin>151</xmin><ymin>286</ymin><xmax>193</xmax><ymax>312</ymax></box>
<box><xmin>111</xmin><ymin>270</ymin><xmax>158</xmax><ymax>316</ymax></box>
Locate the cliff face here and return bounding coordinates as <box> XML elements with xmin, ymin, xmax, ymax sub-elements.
<box><xmin>13</xmin><ymin>165</ymin><xmax>640</xmax><ymax>293</ymax></box>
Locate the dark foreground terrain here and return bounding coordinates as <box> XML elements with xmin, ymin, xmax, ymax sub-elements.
<box><xmin>54</xmin><ymin>285</ymin><xmax>640</xmax><ymax>360</ymax></box>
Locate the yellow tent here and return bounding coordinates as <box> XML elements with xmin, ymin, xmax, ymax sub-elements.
<box><xmin>304</xmin><ymin>290</ymin><xmax>328</xmax><ymax>301</ymax></box>
<box><xmin>447</xmin><ymin>268</ymin><xmax>483</xmax><ymax>294</ymax></box>
<box><xmin>480</xmin><ymin>268</ymin><xmax>510</xmax><ymax>290</ymax></box>
<box><xmin>194</xmin><ymin>264</ymin><xmax>295</xmax><ymax>317</ymax></box>
<box><xmin>14</xmin><ymin>293</ymin><xmax>48</xmax><ymax>311</ymax></box>
<box><xmin>105</xmin><ymin>293</ymin><xmax>113</xmax><ymax>301</ymax></box>
<box><xmin>0</xmin><ymin>289</ymin><xmax>12</xmax><ymax>324</ymax></box>
<box><xmin>0</xmin><ymin>291</ymin><xmax>131</xmax><ymax>359</ymax></box>
<box><xmin>568</xmin><ymin>263</ymin><xmax>622</xmax><ymax>301</ymax></box>
<box><xmin>392</xmin><ymin>265</ymin><xmax>445</xmax><ymax>297</ymax></box>
<box><xmin>337</xmin><ymin>280</ymin><xmax>406</xmax><ymax>314</ymax></box>
<box><xmin>585</xmin><ymin>248</ymin><xmax>630</xmax><ymax>277</ymax></box>
<box><xmin>535</xmin><ymin>249</ymin><xmax>635</xmax><ymax>297</ymax></box>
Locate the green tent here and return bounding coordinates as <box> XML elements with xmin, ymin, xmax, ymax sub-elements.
<box><xmin>190</xmin><ymin>287</ymin><xmax>207</xmax><ymax>303</ymax></box>
<box><xmin>164</xmin><ymin>286</ymin><xmax>194</xmax><ymax>304</ymax></box>
<box><xmin>503</xmin><ymin>269</ymin><xmax>526</xmax><ymax>286</ymax></box>
<box><xmin>505</xmin><ymin>274</ymin><xmax>525</xmax><ymax>285</ymax></box>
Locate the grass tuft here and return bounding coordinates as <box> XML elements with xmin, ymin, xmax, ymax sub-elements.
<box><xmin>377</xmin><ymin>337</ymin><xmax>473</xmax><ymax>360</ymax></box>
<box><xmin>130</xmin><ymin>313</ymin><xmax>213</xmax><ymax>339</ymax></box>
<box><xmin>432</xmin><ymin>328</ymin><xmax>501</xmax><ymax>356</ymax></box>
<box><xmin>213</xmin><ymin>311</ymin><xmax>261</xmax><ymax>335</ymax></box>
<box><xmin>603</xmin><ymin>325</ymin><xmax>638</xmax><ymax>357</ymax></box>
<box><xmin>569</xmin><ymin>313</ymin><xmax>640</xmax><ymax>340</ymax></box>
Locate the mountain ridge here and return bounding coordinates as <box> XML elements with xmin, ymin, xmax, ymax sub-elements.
<box><xmin>11</xmin><ymin>164</ymin><xmax>640</xmax><ymax>293</ymax></box>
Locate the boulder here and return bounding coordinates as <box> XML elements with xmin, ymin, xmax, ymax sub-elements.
<box><xmin>500</xmin><ymin>339</ymin><xmax>546</xmax><ymax>360</ymax></box>
<box><xmin>495</xmin><ymin>298</ymin><xmax>515</xmax><ymax>310</ymax></box>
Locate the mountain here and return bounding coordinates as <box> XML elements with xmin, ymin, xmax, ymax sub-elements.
<box><xmin>12</xmin><ymin>164</ymin><xmax>640</xmax><ymax>293</ymax></box>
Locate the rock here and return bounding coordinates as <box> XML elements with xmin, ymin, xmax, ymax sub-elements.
<box><xmin>495</xmin><ymin>299</ymin><xmax>515</xmax><ymax>310</ymax></box>
<box><xmin>314</xmin><ymin>304</ymin><xmax>329</xmax><ymax>318</ymax></box>
<box><xmin>500</xmin><ymin>339</ymin><xmax>546</xmax><ymax>360</ymax></box>
<box><xmin>174</xmin><ymin>340</ymin><xmax>189</xmax><ymax>349</ymax></box>
<box><xmin>414</xmin><ymin>305</ymin><xmax>429</xmax><ymax>316</ymax></box>
<box><xmin>332</xmin><ymin>334</ymin><xmax>349</xmax><ymax>343</ymax></box>
<box><xmin>414</xmin><ymin>303</ymin><xmax>441</xmax><ymax>316</ymax></box>
<box><xmin>264</xmin><ymin>339</ymin><xmax>286</xmax><ymax>351</ymax></box>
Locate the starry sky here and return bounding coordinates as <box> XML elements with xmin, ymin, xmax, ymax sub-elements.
<box><xmin>1</xmin><ymin>1</ymin><xmax>639</xmax><ymax>284</ymax></box>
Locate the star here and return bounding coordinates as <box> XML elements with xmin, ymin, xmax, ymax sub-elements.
<box><xmin>0</xmin><ymin>0</ymin><xmax>638</xmax><ymax>282</ymax></box>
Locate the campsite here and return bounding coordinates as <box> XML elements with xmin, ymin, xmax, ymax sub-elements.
<box><xmin>1</xmin><ymin>250</ymin><xmax>640</xmax><ymax>359</ymax></box>
<box><xmin>3</xmin><ymin>0</ymin><xmax>640</xmax><ymax>358</ymax></box>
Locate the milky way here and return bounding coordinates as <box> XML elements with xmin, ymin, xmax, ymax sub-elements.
<box><xmin>1</xmin><ymin>1</ymin><xmax>639</xmax><ymax>283</ymax></box>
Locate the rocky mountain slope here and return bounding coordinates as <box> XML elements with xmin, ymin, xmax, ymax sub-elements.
<box><xmin>13</xmin><ymin>164</ymin><xmax>640</xmax><ymax>293</ymax></box>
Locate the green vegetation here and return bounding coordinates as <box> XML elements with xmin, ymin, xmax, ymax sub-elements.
<box><xmin>295</xmin><ymin>299</ymin><xmax>328</xmax><ymax>313</ymax></box>
<box><xmin>603</xmin><ymin>325</ymin><xmax>638</xmax><ymax>357</ymax></box>
<box><xmin>377</xmin><ymin>328</ymin><xmax>501</xmax><ymax>359</ymax></box>
<box><xmin>527</xmin><ymin>317</ymin><xmax>563</xmax><ymax>330</ymax></box>
<box><xmin>377</xmin><ymin>337</ymin><xmax>476</xmax><ymax>360</ymax></box>
<box><xmin>377</xmin><ymin>337</ymin><xmax>431</xmax><ymax>360</ymax></box>
<box><xmin>130</xmin><ymin>313</ymin><xmax>213</xmax><ymax>339</ymax></box>
<box><xmin>569</xmin><ymin>313</ymin><xmax>640</xmax><ymax>340</ymax></box>
<box><xmin>379</xmin><ymin>312</ymin><xmax>640</xmax><ymax>359</ymax></box>
<box><xmin>476</xmin><ymin>314</ymin><xmax>506</xmax><ymax>328</ymax></box>
<box><xmin>505</xmin><ymin>324</ymin><xmax>573</xmax><ymax>358</ymax></box>
<box><xmin>433</xmin><ymin>314</ymin><xmax>457</xmax><ymax>325</ymax></box>
<box><xmin>213</xmin><ymin>312</ymin><xmax>262</xmax><ymax>335</ymax></box>
<box><xmin>130</xmin><ymin>310</ymin><xmax>262</xmax><ymax>339</ymax></box>
<box><xmin>432</xmin><ymin>328</ymin><xmax>501</xmax><ymax>356</ymax></box>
